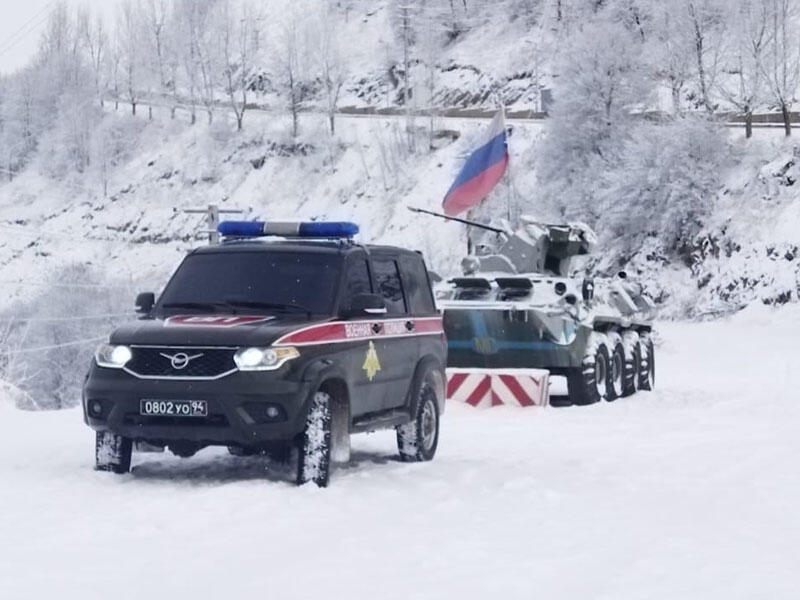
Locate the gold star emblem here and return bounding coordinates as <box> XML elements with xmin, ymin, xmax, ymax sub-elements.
<box><xmin>362</xmin><ymin>341</ymin><xmax>381</xmax><ymax>381</ymax></box>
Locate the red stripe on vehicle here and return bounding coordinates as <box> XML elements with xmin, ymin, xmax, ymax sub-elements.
<box><xmin>464</xmin><ymin>376</ymin><xmax>491</xmax><ymax>406</ymax></box>
<box><xmin>165</xmin><ymin>315</ymin><xmax>275</xmax><ymax>328</ymax></box>
<box><xmin>274</xmin><ymin>317</ymin><xmax>444</xmax><ymax>346</ymax></box>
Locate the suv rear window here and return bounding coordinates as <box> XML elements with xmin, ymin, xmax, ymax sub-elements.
<box><xmin>401</xmin><ymin>255</ymin><xmax>435</xmax><ymax>315</ymax></box>
<box><xmin>157</xmin><ymin>252</ymin><xmax>341</xmax><ymax>316</ymax></box>
<box><xmin>372</xmin><ymin>258</ymin><xmax>407</xmax><ymax>315</ymax></box>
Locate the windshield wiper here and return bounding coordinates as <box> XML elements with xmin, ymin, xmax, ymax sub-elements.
<box><xmin>160</xmin><ymin>302</ymin><xmax>233</xmax><ymax>313</ymax></box>
<box><xmin>224</xmin><ymin>299</ymin><xmax>313</xmax><ymax>319</ymax></box>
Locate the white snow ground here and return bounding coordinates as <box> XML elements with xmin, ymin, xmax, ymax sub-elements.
<box><xmin>1</xmin><ymin>305</ymin><xmax>799</xmax><ymax>600</ymax></box>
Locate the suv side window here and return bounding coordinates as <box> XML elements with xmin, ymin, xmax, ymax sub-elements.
<box><xmin>401</xmin><ymin>255</ymin><xmax>435</xmax><ymax>315</ymax></box>
<box><xmin>372</xmin><ymin>257</ymin><xmax>407</xmax><ymax>315</ymax></box>
<box><xmin>343</xmin><ymin>258</ymin><xmax>372</xmax><ymax>308</ymax></box>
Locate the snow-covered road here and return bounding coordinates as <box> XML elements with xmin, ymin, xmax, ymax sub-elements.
<box><xmin>1</xmin><ymin>307</ymin><xmax>799</xmax><ymax>599</ymax></box>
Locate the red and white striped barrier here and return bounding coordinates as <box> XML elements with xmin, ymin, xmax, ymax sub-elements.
<box><xmin>446</xmin><ymin>368</ymin><xmax>550</xmax><ymax>408</ymax></box>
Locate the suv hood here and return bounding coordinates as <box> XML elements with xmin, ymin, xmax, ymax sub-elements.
<box><xmin>109</xmin><ymin>314</ymin><xmax>329</xmax><ymax>347</ymax></box>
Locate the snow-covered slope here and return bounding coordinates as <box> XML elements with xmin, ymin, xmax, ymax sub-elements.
<box><xmin>2</xmin><ymin>306</ymin><xmax>799</xmax><ymax>599</ymax></box>
<box><xmin>0</xmin><ymin>108</ymin><xmax>544</xmax><ymax>306</ymax></box>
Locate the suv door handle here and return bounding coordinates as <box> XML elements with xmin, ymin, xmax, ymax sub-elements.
<box><xmin>405</xmin><ymin>320</ymin><xmax>415</xmax><ymax>332</ymax></box>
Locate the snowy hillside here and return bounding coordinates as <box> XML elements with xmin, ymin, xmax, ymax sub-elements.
<box><xmin>2</xmin><ymin>307</ymin><xmax>799</xmax><ymax>599</ymax></box>
<box><xmin>2</xmin><ymin>0</ymin><xmax>800</xmax><ymax>407</ymax></box>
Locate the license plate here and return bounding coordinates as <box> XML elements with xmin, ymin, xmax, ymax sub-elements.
<box><xmin>140</xmin><ymin>399</ymin><xmax>208</xmax><ymax>417</ymax></box>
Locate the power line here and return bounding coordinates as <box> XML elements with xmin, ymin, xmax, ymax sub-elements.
<box><xmin>0</xmin><ymin>1</ymin><xmax>57</xmax><ymax>60</ymax></box>
<box><xmin>0</xmin><ymin>313</ymin><xmax>133</xmax><ymax>323</ymax></box>
<box><xmin>0</xmin><ymin>279</ymin><xmax>133</xmax><ymax>290</ymax></box>
<box><xmin>0</xmin><ymin>223</ymin><xmax>141</xmax><ymax>247</ymax></box>
<box><xmin>2</xmin><ymin>336</ymin><xmax>106</xmax><ymax>355</ymax></box>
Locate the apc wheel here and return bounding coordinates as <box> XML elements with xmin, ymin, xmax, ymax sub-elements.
<box><xmin>621</xmin><ymin>331</ymin><xmax>642</xmax><ymax>397</ymax></box>
<box><xmin>606</xmin><ymin>332</ymin><xmax>625</xmax><ymax>401</ymax></box>
<box><xmin>568</xmin><ymin>333</ymin><xmax>610</xmax><ymax>405</ymax></box>
<box><xmin>397</xmin><ymin>371</ymin><xmax>440</xmax><ymax>462</ymax></box>
<box><xmin>640</xmin><ymin>333</ymin><xmax>655</xmax><ymax>391</ymax></box>
<box><xmin>95</xmin><ymin>431</ymin><xmax>132</xmax><ymax>474</ymax></box>
<box><xmin>296</xmin><ymin>391</ymin><xmax>332</xmax><ymax>487</ymax></box>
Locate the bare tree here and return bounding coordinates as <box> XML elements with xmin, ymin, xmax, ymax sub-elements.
<box><xmin>718</xmin><ymin>0</ymin><xmax>769</xmax><ymax>138</ymax></box>
<box><xmin>318</xmin><ymin>3</ymin><xmax>348</xmax><ymax>135</ymax></box>
<box><xmin>275</xmin><ymin>10</ymin><xmax>310</xmax><ymax>138</ymax></box>
<box><xmin>78</xmin><ymin>8</ymin><xmax>108</xmax><ymax>107</ymax></box>
<box><xmin>220</xmin><ymin>0</ymin><xmax>253</xmax><ymax>131</ymax></box>
<box><xmin>649</xmin><ymin>3</ymin><xmax>693</xmax><ymax>114</ymax></box>
<box><xmin>175</xmin><ymin>0</ymin><xmax>203</xmax><ymax>124</ymax></box>
<box><xmin>117</xmin><ymin>0</ymin><xmax>143</xmax><ymax>116</ymax></box>
<box><xmin>144</xmin><ymin>0</ymin><xmax>170</xmax><ymax>114</ymax></box>
<box><xmin>182</xmin><ymin>0</ymin><xmax>219</xmax><ymax>124</ymax></box>
<box><xmin>686</xmin><ymin>0</ymin><xmax>726</xmax><ymax>113</ymax></box>
<box><xmin>762</xmin><ymin>0</ymin><xmax>800</xmax><ymax>136</ymax></box>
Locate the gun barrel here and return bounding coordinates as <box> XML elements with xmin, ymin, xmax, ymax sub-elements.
<box><xmin>407</xmin><ymin>206</ymin><xmax>506</xmax><ymax>234</ymax></box>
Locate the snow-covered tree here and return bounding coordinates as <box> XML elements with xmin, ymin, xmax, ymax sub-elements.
<box><xmin>717</xmin><ymin>0</ymin><xmax>769</xmax><ymax>138</ymax></box>
<box><xmin>762</xmin><ymin>0</ymin><xmax>800</xmax><ymax>136</ymax></box>
<box><xmin>684</xmin><ymin>0</ymin><xmax>727</xmax><ymax>113</ymax></box>
<box><xmin>219</xmin><ymin>0</ymin><xmax>254</xmax><ymax>131</ymax></box>
<box><xmin>316</xmin><ymin>2</ymin><xmax>348</xmax><ymax>135</ymax></box>
<box><xmin>78</xmin><ymin>8</ymin><xmax>108</xmax><ymax>107</ymax></box>
<box><xmin>273</xmin><ymin>4</ymin><xmax>314</xmax><ymax>138</ymax></box>
<box><xmin>116</xmin><ymin>0</ymin><xmax>144</xmax><ymax>116</ymax></box>
<box><xmin>536</xmin><ymin>18</ymin><xmax>652</xmax><ymax>220</ymax></box>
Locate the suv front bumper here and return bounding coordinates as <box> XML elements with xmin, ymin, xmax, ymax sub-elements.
<box><xmin>82</xmin><ymin>365</ymin><xmax>315</xmax><ymax>447</ymax></box>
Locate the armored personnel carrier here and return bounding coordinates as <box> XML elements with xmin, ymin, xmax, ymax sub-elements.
<box><xmin>417</xmin><ymin>209</ymin><xmax>656</xmax><ymax>405</ymax></box>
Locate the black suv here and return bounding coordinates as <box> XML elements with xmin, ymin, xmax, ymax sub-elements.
<box><xmin>83</xmin><ymin>223</ymin><xmax>446</xmax><ymax>486</ymax></box>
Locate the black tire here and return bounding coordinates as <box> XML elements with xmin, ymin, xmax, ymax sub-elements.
<box><xmin>640</xmin><ymin>333</ymin><xmax>655</xmax><ymax>391</ymax></box>
<box><xmin>568</xmin><ymin>333</ymin><xmax>611</xmax><ymax>405</ymax></box>
<box><xmin>296</xmin><ymin>391</ymin><xmax>332</xmax><ymax>487</ymax></box>
<box><xmin>95</xmin><ymin>431</ymin><xmax>132</xmax><ymax>474</ymax></box>
<box><xmin>621</xmin><ymin>331</ymin><xmax>642</xmax><ymax>397</ymax></box>
<box><xmin>606</xmin><ymin>332</ymin><xmax>625</xmax><ymax>401</ymax></box>
<box><xmin>397</xmin><ymin>370</ymin><xmax>440</xmax><ymax>462</ymax></box>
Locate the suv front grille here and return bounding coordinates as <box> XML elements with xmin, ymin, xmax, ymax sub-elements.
<box><xmin>125</xmin><ymin>346</ymin><xmax>237</xmax><ymax>379</ymax></box>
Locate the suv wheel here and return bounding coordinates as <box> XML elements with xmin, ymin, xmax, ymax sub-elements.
<box><xmin>296</xmin><ymin>391</ymin><xmax>332</xmax><ymax>487</ymax></box>
<box><xmin>397</xmin><ymin>371</ymin><xmax>440</xmax><ymax>462</ymax></box>
<box><xmin>95</xmin><ymin>431</ymin><xmax>132</xmax><ymax>474</ymax></box>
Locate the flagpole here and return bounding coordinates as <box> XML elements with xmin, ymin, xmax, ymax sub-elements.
<box><xmin>500</xmin><ymin>105</ymin><xmax>517</xmax><ymax>228</ymax></box>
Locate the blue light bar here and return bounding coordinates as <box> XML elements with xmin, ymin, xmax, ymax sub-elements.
<box><xmin>299</xmin><ymin>222</ymin><xmax>359</xmax><ymax>237</ymax></box>
<box><xmin>217</xmin><ymin>220</ymin><xmax>359</xmax><ymax>239</ymax></box>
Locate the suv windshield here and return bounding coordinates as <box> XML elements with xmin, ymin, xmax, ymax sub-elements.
<box><xmin>157</xmin><ymin>251</ymin><xmax>342</xmax><ymax>317</ymax></box>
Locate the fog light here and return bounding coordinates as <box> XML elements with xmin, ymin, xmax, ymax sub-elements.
<box><xmin>265</xmin><ymin>406</ymin><xmax>280</xmax><ymax>419</ymax></box>
<box><xmin>89</xmin><ymin>400</ymin><xmax>103</xmax><ymax>417</ymax></box>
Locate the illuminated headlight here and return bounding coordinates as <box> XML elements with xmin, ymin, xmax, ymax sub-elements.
<box><xmin>95</xmin><ymin>344</ymin><xmax>132</xmax><ymax>369</ymax></box>
<box><xmin>234</xmin><ymin>347</ymin><xmax>299</xmax><ymax>371</ymax></box>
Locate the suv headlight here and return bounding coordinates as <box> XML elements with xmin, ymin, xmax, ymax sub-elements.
<box><xmin>95</xmin><ymin>344</ymin><xmax>133</xmax><ymax>369</ymax></box>
<box><xmin>234</xmin><ymin>347</ymin><xmax>299</xmax><ymax>371</ymax></box>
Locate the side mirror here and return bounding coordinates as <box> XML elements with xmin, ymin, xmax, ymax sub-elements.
<box><xmin>341</xmin><ymin>293</ymin><xmax>387</xmax><ymax>318</ymax></box>
<box><xmin>135</xmin><ymin>292</ymin><xmax>155</xmax><ymax>314</ymax></box>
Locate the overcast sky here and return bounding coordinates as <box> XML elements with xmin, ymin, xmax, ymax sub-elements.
<box><xmin>0</xmin><ymin>0</ymin><xmax>119</xmax><ymax>75</ymax></box>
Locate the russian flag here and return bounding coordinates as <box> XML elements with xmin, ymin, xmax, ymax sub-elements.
<box><xmin>442</xmin><ymin>109</ymin><xmax>509</xmax><ymax>216</ymax></box>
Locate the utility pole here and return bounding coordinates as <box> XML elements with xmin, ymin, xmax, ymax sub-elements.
<box><xmin>183</xmin><ymin>204</ymin><xmax>243</xmax><ymax>244</ymax></box>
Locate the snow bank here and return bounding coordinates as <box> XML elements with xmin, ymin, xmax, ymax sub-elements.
<box><xmin>1</xmin><ymin>311</ymin><xmax>799</xmax><ymax>599</ymax></box>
